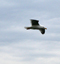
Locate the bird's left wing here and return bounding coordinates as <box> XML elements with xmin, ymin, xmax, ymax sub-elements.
<box><xmin>30</xmin><ymin>19</ymin><xmax>39</xmax><ymax>26</ymax></box>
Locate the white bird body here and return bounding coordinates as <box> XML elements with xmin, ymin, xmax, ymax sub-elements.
<box><xmin>25</xmin><ymin>19</ymin><xmax>47</xmax><ymax>34</ymax></box>
<box><xmin>25</xmin><ymin>25</ymin><xmax>44</xmax><ymax>29</ymax></box>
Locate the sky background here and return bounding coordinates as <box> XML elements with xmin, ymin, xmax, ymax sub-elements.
<box><xmin>0</xmin><ymin>0</ymin><xmax>60</xmax><ymax>64</ymax></box>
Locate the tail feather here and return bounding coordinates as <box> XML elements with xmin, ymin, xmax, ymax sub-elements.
<box><xmin>24</xmin><ymin>27</ymin><xmax>31</xmax><ymax>30</ymax></box>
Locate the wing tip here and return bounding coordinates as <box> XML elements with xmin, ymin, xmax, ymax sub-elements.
<box><xmin>30</xmin><ymin>19</ymin><xmax>39</xmax><ymax>21</ymax></box>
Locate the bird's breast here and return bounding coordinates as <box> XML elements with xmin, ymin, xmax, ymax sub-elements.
<box><xmin>31</xmin><ymin>26</ymin><xmax>42</xmax><ymax>29</ymax></box>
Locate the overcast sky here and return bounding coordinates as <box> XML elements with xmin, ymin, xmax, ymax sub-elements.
<box><xmin>0</xmin><ymin>0</ymin><xmax>60</xmax><ymax>64</ymax></box>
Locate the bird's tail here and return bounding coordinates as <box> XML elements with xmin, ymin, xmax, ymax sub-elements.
<box><xmin>24</xmin><ymin>27</ymin><xmax>31</xmax><ymax>30</ymax></box>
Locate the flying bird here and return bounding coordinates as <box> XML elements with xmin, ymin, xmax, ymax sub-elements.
<box><xmin>25</xmin><ymin>19</ymin><xmax>47</xmax><ymax>34</ymax></box>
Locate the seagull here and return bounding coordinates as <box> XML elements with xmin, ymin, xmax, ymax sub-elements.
<box><xmin>25</xmin><ymin>19</ymin><xmax>47</xmax><ymax>34</ymax></box>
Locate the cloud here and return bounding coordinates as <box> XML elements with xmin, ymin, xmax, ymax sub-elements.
<box><xmin>0</xmin><ymin>0</ymin><xmax>60</xmax><ymax>64</ymax></box>
<box><xmin>0</xmin><ymin>40</ymin><xmax>60</xmax><ymax>64</ymax></box>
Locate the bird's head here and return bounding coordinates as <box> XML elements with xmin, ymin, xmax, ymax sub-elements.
<box><xmin>45</xmin><ymin>27</ymin><xmax>47</xmax><ymax>30</ymax></box>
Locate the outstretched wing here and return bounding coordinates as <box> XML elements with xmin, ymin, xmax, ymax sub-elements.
<box><xmin>40</xmin><ymin>29</ymin><xmax>45</xmax><ymax>34</ymax></box>
<box><xmin>30</xmin><ymin>19</ymin><xmax>39</xmax><ymax>26</ymax></box>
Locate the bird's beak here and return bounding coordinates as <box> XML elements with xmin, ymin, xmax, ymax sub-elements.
<box><xmin>45</xmin><ymin>28</ymin><xmax>47</xmax><ymax>29</ymax></box>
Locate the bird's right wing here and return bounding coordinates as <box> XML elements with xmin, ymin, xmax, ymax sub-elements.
<box><xmin>30</xmin><ymin>19</ymin><xmax>39</xmax><ymax>26</ymax></box>
<box><xmin>40</xmin><ymin>29</ymin><xmax>45</xmax><ymax>34</ymax></box>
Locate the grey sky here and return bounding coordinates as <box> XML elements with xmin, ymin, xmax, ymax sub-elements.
<box><xmin>0</xmin><ymin>0</ymin><xmax>60</xmax><ymax>64</ymax></box>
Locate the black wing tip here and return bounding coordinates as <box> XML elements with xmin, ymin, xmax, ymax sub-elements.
<box><xmin>41</xmin><ymin>32</ymin><xmax>45</xmax><ymax>34</ymax></box>
<box><xmin>30</xmin><ymin>19</ymin><xmax>39</xmax><ymax>21</ymax></box>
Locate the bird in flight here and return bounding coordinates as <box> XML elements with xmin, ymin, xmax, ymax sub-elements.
<box><xmin>25</xmin><ymin>19</ymin><xmax>47</xmax><ymax>34</ymax></box>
